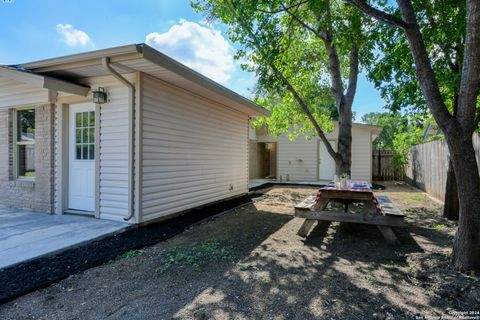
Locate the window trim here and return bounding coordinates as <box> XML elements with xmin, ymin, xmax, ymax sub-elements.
<box><xmin>13</xmin><ymin>106</ymin><xmax>36</xmax><ymax>181</ymax></box>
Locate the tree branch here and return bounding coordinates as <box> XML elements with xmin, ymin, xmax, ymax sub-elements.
<box><xmin>283</xmin><ymin>5</ymin><xmax>327</xmax><ymax>40</ymax></box>
<box><xmin>453</xmin><ymin>90</ymin><xmax>459</xmax><ymax>118</ymax></box>
<box><xmin>344</xmin><ymin>0</ymin><xmax>408</xmax><ymax>29</ymax></box>
<box><xmin>267</xmin><ymin>61</ymin><xmax>340</xmax><ymax>161</ymax></box>
<box><xmin>345</xmin><ymin>15</ymin><xmax>361</xmax><ymax>108</ymax></box>
<box><xmin>349</xmin><ymin>0</ymin><xmax>453</xmax><ymax>133</ymax></box>
<box><xmin>285</xmin><ymin>0</ymin><xmax>348</xmax><ymax>111</ymax></box>
<box><xmin>345</xmin><ymin>43</ymin><xmax>359</xmax><ymax>107</ymax></box>
<box><xmin>456</xmin><ymin>0</ymin><xmax>480</xmax><ymax>132</ymax></box>
<box><xmin>395</xmin><ymin>0</ymin><xmax>454</xmax><ymax>132</ymax></box>
<box><xmin>227</xmin><ymin>2</ymin><xmax>341</xmax><ymax>161</ymax></box>
<box><xmin>345</xmin><ymin>0</ymin><xmax>409</xmax><ymax>29</ymax></box>
<box><xmin>323</xmin><ymin>32</ymin><xmax>345</xmax><ymax>108</ymax></box>
<box><xmin>255</xmin><ymin>0</ymin><xmax>309</xmax><ymax>15</ymax></box>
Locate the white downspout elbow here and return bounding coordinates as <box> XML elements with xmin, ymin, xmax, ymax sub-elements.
<box><xmin>101</xmin><ymin>57</ymin><xmax>136</xmax><ymax>222</ymax></box>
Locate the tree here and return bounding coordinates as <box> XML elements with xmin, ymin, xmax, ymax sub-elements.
<box><xmin>361</xmin><ymin>0</ymin><xmax>466</xmax><ymax>222</ymax></box>
<box><xmin>347</xmin><ymin>0</ymin><xmax>480</xmax><ymax>272</ymax></box>
<box><xmin>361</xmin><ymin>112</ymin><xmax>427</xmax><ymax>169</ymax></box>
<box><xmin>192</xmin><ymin>0</ymin><xmax>372</xmax><ymax>175</ymax></box>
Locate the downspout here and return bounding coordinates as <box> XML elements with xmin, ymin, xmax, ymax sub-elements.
<box><xmin>101</xmin><ymin>57</ymin><xmax>135</xmax><ymax>221</ymax></box>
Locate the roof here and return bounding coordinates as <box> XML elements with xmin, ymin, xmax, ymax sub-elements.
<box><xmin>351</xmin><ymin>122</ymin><xmax>383</xmax><ymax>133</ymax></box>
<box><xmin>10</xmin><ymin>44</ymin><xmax>269</xmax><ymax>117</ymax></box>
<box><xmin>0</xmin><ymin>65</ymin><xmax>90</xmax><ymax>96</ymax></box>
<box><xmin>253</xmin><ymin>122</ymin><xmax>383</xmax><ymax>142</ymax></box>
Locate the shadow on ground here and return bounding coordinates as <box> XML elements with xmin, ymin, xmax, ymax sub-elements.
<box><xmin>0</xmin><ymin>184</ymin><xmax>478</xmax><ymax>320</ymax></box>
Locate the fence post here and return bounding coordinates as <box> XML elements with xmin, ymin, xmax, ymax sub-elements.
<box><xmin>378</xmin><ymin>149</ymin><xmax>381</xmax><ymax>179</ymax></box>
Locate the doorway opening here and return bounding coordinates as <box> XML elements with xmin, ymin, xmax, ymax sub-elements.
<box><xmin>250</xmin><ymin>142</ymin><xmax>277</xmax><ymax>179</ymax></box>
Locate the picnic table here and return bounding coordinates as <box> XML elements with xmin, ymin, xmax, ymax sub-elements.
<box><xmin>294</xmin><ymin>180</ymin><xmax>405</xmax><ymax>244</ymax></box>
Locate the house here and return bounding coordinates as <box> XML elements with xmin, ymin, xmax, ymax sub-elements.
<box><xmin>249</xmin><ymin>123</ymin><xmax>382</xmax><ymax>183</ymax></box>
<box><xmin>0</xmin><ymin>44</ymin><xmax>269</xmax><ymax>224</ymax></box>
<box><xmin>422</xmin><ymin>122</ymin><xmax>442</xmax><ymax>141</ymax></box>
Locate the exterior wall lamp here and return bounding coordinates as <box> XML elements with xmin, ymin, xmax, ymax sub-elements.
<box><xmin>92</xmin><ymin>87</ymin><xmax>107</xmax><ymax>104</ymax></box>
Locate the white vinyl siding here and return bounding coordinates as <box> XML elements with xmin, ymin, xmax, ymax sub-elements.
<box><xmin>259</xmin><ymin>125</ymin><xmax>374</xmax><ymax>182</ymax></box>
<box><xmin>0</xmin><ymin>78</ymin><xmax>49</xmax><ymax>109</ymax></box>
<box><xmin>140</xmin><ymin>74</ymin><xmax>249</xmax><ymax>222</ymax></box>
<box><xmin>92</xmin><ymin>75</ymin><xmax>133</xmax><ymax>221</ymax></box>
<box><xmin>350</xmin><ymin>128</ymin><xmax>372</xmax><ymax>181</ymax></box>
<box><xmin>54</xmin><ymin>75</ymin><xmax>134</xmax><ymax>222</ymax></box>
<box><xmin>277</xmin><ymin>135</ymin><xmax>318</xmax><ymax>181</ymax></box>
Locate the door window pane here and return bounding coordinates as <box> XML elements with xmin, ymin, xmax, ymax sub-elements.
<box><xmin>76</xmin><ymin>129</ymin><xmax>82</xmax><ymax>143</ymax></box>
<box><xmin>82</xmin><ymin>112</ymin><xmax>88</xmax><ymax>127</ymax></box>
<box><xmin>88</xmin><ymin>111</ymin><xmax>95</xmax><ymax>126</ymax></box>
<box><xmin>88</xmin><ymin>128</ymin><xmax>95</xmax><ymax>143</ymax></box>
<box><xmin>76</xmin><ymin>145</ymin><xmax>82</xmax><ymax>160</ymax></box>
<box><xmin>74</xmin><ymin>111</ymin><xmax>95</xmax><ymax>160</ymax></box>
<box><xmin>82</xmin><ymin>128</ymin><xmax>88</xmax><ymax>144</ymax></box>
<box><xmin>76</xmin><ymin>112</ymin><xmax>82</xmax><ymax>127</ymax></box>
<box><xmin>88</xmin><ymin>144</ymin><xmax>95</xmax><ymax>159</ymax></box>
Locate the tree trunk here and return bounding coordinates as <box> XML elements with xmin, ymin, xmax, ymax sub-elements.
<box><xmin>336</xmin><ymin>98</ymin><xmax>353</xmax><ymax>176</ymax></box>
<box><xmin>346</xmin><ymin>0</ymin><xmax>480</xmax><ymax>272</ymax></box>
<box><xmin>443</xmin><ymin>159</ymin><xmax>459</xmax><ymax>220</ymax></box>
<box><xmin>448</xmin><ymin>136</ymin><xmax>480</xmax><ymax>272</ymax></box>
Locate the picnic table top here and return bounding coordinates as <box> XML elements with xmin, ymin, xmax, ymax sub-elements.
<box><xmin>320</xmin><ymin>180</ymin><xmax>372</xmax><ymax>193</ymax></box>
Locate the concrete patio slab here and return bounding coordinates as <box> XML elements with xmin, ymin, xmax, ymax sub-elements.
<box><xmin>0</xmin><ymin>194</ymin><xmax>252</xmax><ymax>303</ymax></box>
<box><xmin>0</xmin><ymin>207</ymin><xmax>130</xmax><ymax>269</ymax></box>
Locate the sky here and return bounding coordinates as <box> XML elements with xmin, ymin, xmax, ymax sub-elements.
<box><xmin>0</xmin><ymin>0</ymin><xmax>385</xmax><ymax>120</ymax></box>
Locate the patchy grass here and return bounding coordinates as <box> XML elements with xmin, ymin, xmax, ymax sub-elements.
<box><xmin>1</xmin><ymin>183</ymin><xmax>478</xmax><ymax>320</ymax></box>
<box><xmin>405</xmin><ymin>193</ymin><xmax>427</xmax><ymax>202</ymax></box>
<box><xmin>121</xmin><ymin>249</ymin><xmax>144</xmax><ymax>258</ymax></box>
<box><xmin>433</xmin><ymin>223</ymin><xmax>446</xmax><ymax>230</ymax></box>
<box><xmin>155</xmin><ymin>240</ymin><xmax>235</xmax><ymax>273</ymax></box>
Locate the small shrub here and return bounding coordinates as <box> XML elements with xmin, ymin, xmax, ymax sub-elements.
<box><xmin>121</xmin><ymin>249</ymin><xmax>144</xmax><ymax>258</ymax></box>
<box><xmin>155</xmin><ymin>240</ymin><xmax>235</xmax><ymax>274</ymax></box>
<box><xmin>433</xmin><ymin>223</ymin><xmax>446</xmax><ymax>230</ymax></box>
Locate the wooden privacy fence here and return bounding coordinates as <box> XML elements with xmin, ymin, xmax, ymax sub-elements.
<box><xmin>372</xmin><ymin>150</ymin><xmax>405</xmax><ymax>181</ymax></box>
<box><xmin>406</xmin><ymin>133</ymin><xmax>480</xmax><ymax>201</ymax></box>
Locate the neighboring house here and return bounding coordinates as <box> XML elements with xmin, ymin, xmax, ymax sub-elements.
<box><xmin>249</xmin><ymin>123</ymin><xmax>382</xmax><ymax>182</ymax></box>
<box><xmin>422</xmin><ymin>122</ymin><xmax>443</xmax><ymax>141</ymax></box>
<box><xmin>0</xmin><ymin>44</ymin><xmax>269</xmax><ymax>224</ymax></box>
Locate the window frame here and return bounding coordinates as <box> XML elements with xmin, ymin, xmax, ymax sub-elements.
<box><xmin>13</xmin><ymin>106</ymin><xmax>36</xmax><ymax>181</ymax></box>
<box><xmin>74</xmin><ymin>110</ymin><xmax>96</xmax><ymax>161</ymax></box>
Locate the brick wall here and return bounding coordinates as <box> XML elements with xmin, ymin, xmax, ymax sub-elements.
<box><xmin>0</xmin><ymin>104</ymin><xmax>55</xmax><ymax>212</ymax></box>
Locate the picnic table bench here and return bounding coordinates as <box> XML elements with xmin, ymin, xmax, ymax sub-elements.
<box><xmin>294</xmin><ymin>181</ymin><xmax>406</xmax><ymax>244</ymax></box>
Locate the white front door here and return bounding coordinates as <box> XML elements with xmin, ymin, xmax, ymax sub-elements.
<box><xmin>319</xmin><ymin>140</ymin><xmax>337</xmax><ymax>181</ymax></box>
<box><xmin>68</xmin><ymin>103</ymin><xmax>96</xmax><ymax>212</ymax></box>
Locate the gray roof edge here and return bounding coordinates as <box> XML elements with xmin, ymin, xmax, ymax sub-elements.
<box><xmin>140</xmin><ymin>44</ymin><xmax>269</xmax><ymax>116</ymax></box>
<box><xmin>329</xmin><ymin>120</ymin><xmax>383</xmax><ymax>132</ymax></box>
<box><xmin>15</xmin><ymin>43</ymin><xmax>269</xmax><ymax>117</ymax></box>
<box><xmin>0</xmin><ymin>65</ymin><xmax>90</xmax><ymax>96</ymax></box>
<box><xmin>18</xmin><ymin>44</ymin><xmax>142</xmax><ymax>69</ymax></box>
<box><xmin>352</xmin><ymin>122</ymin><xmax>383</xmax><ymax>131</ymax></box>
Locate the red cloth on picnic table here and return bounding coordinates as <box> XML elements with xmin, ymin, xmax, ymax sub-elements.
<box><xmin>314</xmin><ymin>180</ymin><xmax>381</xmax><ymax>213</ymax></box>
<box><xmin>320</xmin><ymin>180</ymin><xmax>372</xmax><ymax>192</ymax></box>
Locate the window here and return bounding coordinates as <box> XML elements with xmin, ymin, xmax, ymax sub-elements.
<box><xmin>75</xmin><ymin>111</ymin><xmax>95</xmax><ymax>160</ymax></box>
<box><xmin>14</xmin><ymin>108</ymin><xmax>36</xmax><ymax>180</ymax></box>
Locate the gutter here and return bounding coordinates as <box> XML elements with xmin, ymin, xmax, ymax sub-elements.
<box><xmin>18</xmin><ymin>43</ymin><xmax>269</xmax><ymax>117</ymax></box>
<box><xmin>101</xmin><ymin>57</ymin><xmax>135</xmax><ymax>222</ymax></box>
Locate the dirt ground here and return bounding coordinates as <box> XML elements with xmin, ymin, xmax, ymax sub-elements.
<box><xmin>1</xmin><ymin>182</ymin><xmax>479</xmax><ymax>320</ymax></box>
